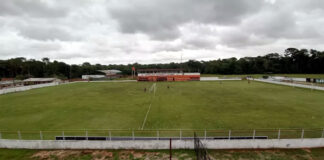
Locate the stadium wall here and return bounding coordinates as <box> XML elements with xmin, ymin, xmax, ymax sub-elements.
<box><xmin>0</xmin><ymin>82</ymin><xmax>60</xmax><ymax>95</ymax></box>
<box><xmin>254</xmin><ymin>79</ymin><xmax>324</xmax><ymax>91</ymax></box>
<box><xmin>1</xmin><ymin>138</ymin><xmax>324</xmax><ymax>149</ymax></box>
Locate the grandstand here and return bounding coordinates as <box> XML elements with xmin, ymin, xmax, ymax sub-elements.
<box><xmin>137</xmin><ymin>69</ymin><xmax>200</xmax><ymax>81</ymax></box>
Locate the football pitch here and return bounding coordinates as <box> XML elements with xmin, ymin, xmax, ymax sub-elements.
<box><xmin>0</xmin><ymin>81</ymin><xmax>324</xmax><ymax>131</ymax></box>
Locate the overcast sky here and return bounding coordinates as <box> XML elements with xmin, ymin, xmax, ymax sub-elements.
<box><xmin>1</xmin><ymin>0</ymin><xmax>324</xmax><ymax>64</ymax></box>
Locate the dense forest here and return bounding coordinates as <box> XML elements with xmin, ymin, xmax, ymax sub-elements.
<box><xmin>1</xmin><ymin>48</ymin><xmax>324</xmax><ymax>79</ymax></box>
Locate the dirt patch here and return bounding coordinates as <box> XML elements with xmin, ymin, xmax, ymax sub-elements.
<box><xmin>31</xmin><ymin>149</ymin><xmax>178</xmax><ymax>160</ymax></box>
<box><xmin>91</xmin><ymin>150</ymin><xmax>113</xmax><ymax>160</ymax></box>
<box><xmin>29</xmin><ymin>149</ymin><xmax>321</xmax><ymax>160</ymax></box>
<box><xmin>303</xmin><ymin>148</ymin><xmax>312</xmax><ymax>153</ymax></box>
<box><xmin>32</xmin><ymin>150</ymin><xmax>113</xmax><ymax>160</ymax></box>
<box><xmin>31</xmin><ymin>150</ymin><xmax>81</xmax><ymax>159</ymax></box>
<box><xmin>208</xmin><ymin>149</ymin><xmax>316</xmax><ymax>160</ymax></box>
<box><xmin>133</xmin><ymin>152</ymin><xmax>144</xmax><ymax>158</ymax></box>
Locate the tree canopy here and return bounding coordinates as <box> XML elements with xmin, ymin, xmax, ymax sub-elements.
<box><xmin>1</xmin><ymin>48</ymin><xmax>324</xmax><ymax>79</ymax></box>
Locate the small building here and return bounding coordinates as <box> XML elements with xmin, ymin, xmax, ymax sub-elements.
<box><xmin>81</xmin><ymin>75</ymin><xmax>106</xmax><ymax>80</ymax></box>
<box><xmin>0</xmin><ymin>79</ymin><xmax>23</xmax><ymax>89</ymax></box>
<box><xmin>98</xmin><ymin>70</ymin><xmax>122</xmax><ymax>79</ymax></box>
<box><xmin>137</xmin><ymin>69</ymin><xmax>200</xmax><ymax>82</ymax></box>
<box><xmin>23</xmin><ymin>78</ymin><xmax>61</xmax><ymax>85</ymax></box>
<box><xmin>271</xmin><ymin>76</ymin><xmax>306</xmax><ymax>82</ymax></box>
<box><xmin>81</xmin><ymin>70</ymin><xmax>122</xmax><ymax>80</ymax></box>
<box><xmin>306</xmin><ymin>78</ymin><xmax>324</xmax><ymax>84</ymax></box>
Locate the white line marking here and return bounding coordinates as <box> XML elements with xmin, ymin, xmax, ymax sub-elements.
<box><xmin>141</xmin><ymin>103</ymin><xmax>152</xmax><ymax>130</ymax></box>
<box><xmin>154</xmin><ymin>83</ymin><xmax>157</xmax><ymax>96</ymax></box>
<box><xmin>140</xmin><ymin>83</ymin><xmax>157</xmax><ymax>130</ymax></box>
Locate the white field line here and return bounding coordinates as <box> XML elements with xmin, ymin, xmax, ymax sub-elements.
<box><xmin>140</xmin><ymin>103</ymin><xmax>152</xmax><ymax>130</ymax></box>
<box><xmin>149</xmin><ymin>83</ymin><xmax>156</xmax><ymax>92</ymax></box>
<box><xmin>153</xmin><ymin>83</ymin><xmax>157</xmax><ymax>96</ymax></box>
<box><xmin>140</xmin><ymin>83</ymin><xmax>157</xmax><ymax>130</ymax></box>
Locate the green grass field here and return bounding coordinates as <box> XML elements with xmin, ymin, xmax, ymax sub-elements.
<box><xmin>1</xmin><ymin>81</ymin><xmax>324</xmax><ymax>131</ymax></box>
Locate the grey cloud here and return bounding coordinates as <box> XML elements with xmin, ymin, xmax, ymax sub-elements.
<box><xmin>109</xmin><ymin>0</ymin><xmax>265</xmax><ymax>40</ymax></box>
<box><xmin>3</xmin><ymin>17</ymin><xmax>77</xmax><ymax>41</ymax></box>
<box><xmin>242</xmin><ymin>3</ymin><xmax>324</xmax><ymax>41</ymax></box>
<box><xmin>215</xmin><ymin>25</ymin><xmax>275</xmax><ymax>48</ymax></box>
<box><xmin>284</xmin><ymin>0</ymin><xmax>324</xmax><ymax>11</ymax></box>
<box><xmin>149</xmin><ymin>28</ymin><xmax>181</xmax><ymax>40</ymax></box>
<box><xmin>0</xmin><ymin>0</ymin><xmax>68</xmax><ymax>18</ymax></box>
<box><xmin>153</xmin><ymin>43</ymin><xmax>184</xmax><ymax>53</ymax></box>
<box><xmin>18</xmin><ymin>25</ymin><xmax>75</xmax><ymax>41</ymax></box>
<box><xmin>29</xmin><ymin>42</ymin><xmax>62</xmax><ymax>52</ymax></box>
<box><xmin>51</xmin><ymin>52</ymin><xmax>90</xmax><ymax>60</ymax></box>
<box><xmin>219</xmin><ymin>28</ymin><xmax>252</xmax><ymax>47</ymax></box>
<box><xmin>1</xmin><ymin>0</ymin><xmax>324</xmax><ymax>64</ymax></box>
<box><xmin>242</xmin><ymin>8</ymin><xmax>296</xmax><ymax>39</ymax></box>
<box><xmin>184</xmin><ymin>38</ymin><xmax>217</xmax><ymax>49</ymax></box>
<box><xmin>215</xmin><ymin>1</ymin><xmax>324</xmax><ymax>48</ymax></box>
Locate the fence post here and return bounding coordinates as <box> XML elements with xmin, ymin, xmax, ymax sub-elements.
<box><xmin>180</xmin><ymin>130</ymin><xmax>182</xmax><ymax>140</ymax></box>
<box><xmin>86</xmin><ymin>130</ymin><xmax>88</xmax><ymax>140</ymax></box>
<box><xmin>228</xmin><ymin>130</ymin><xmax>231</xmax><ymax>140</ymax></box>
<box><xmin>301</xmin><ymin>129</ymin><xmax>304</xmax><ymax>139</ymax></box>
<box><xmin>109</xmin><ymin>131</ymin><xmax>111</xmax><ymax>141</ymax></box>
<box><xmin>253</xmin><ymin>130</ymin><xmax>255</xmax><ymax>139</ymax></box>
<box><xmin>62</xmin><ymin>131</ymin><xmax>65</xmax><ymax>140</ymax></box>
<box><xmin>278</xmin><ymin>129</ymin><xmax>280</xmax><ymax>139</ymax></box>
<box><xmin>157</xmin><ymin>130</ymin><xmax>159</xmax><ymax>140</ymax></box>
<box><xmin>132</xmin><ymin>130</ymin><xmax>135</xmax><ymax>140</ymax></box>
<box><xmin>18</xmin><ymin>131</ymin><xmax>21</xmax><ymax>140</ymax></box>
<box><xmin>204</xmin><ymin>130</ymin><xmax>207</xmax><ymax>140</ymax></box>
<box><xmin>40</xmin><ymin>131</ymin><xmax>43</xmax><ymax>140</ymax></box>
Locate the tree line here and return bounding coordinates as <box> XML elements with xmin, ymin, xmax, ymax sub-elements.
<box><xmin>1</xmin><ymin>48</ymin><xmax>324</xmax><ymax>80</ymax></box>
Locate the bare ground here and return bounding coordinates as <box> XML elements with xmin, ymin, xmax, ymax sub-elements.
<box><xmin>31</xmin><ymin>149</ymin><xmax>193</xmax><ymax>160</ymax></box>
<box><xmin>29</xmin><ymin>148</ymin><xmax>324</xmax><ymax>160</ymax></box>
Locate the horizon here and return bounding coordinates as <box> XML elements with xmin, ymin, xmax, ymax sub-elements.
<box><xmin>1</xmin><ymin>47</ymin><xmax>320</xmax><ymax>65</ymax></box>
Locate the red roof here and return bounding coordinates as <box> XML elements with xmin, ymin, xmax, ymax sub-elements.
<box><xmin>137</xmin><ymin>68</ymin><xmax>183</xmax><ymax>72</ymax></box>
<box><xmin>1</xmin><ymin>78</ymin><xmax>14</xmax><ymax>81</ymax></box>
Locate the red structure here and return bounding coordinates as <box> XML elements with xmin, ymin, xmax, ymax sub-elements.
<box><xmin>137</xmin><ymin>69</ymin><xmax>200</xmax><ymax>82</ymax></box>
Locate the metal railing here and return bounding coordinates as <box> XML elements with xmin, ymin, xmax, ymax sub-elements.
<box><xmin>0</xmin><ymin>129</ymin><xmax>323</xmax><ymax>141</ymax></box>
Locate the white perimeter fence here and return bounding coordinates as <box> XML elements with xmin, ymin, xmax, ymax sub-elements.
<box><xmin>254</xmin><ymin>79</ymin><xmax>324</xmax><ymax>91</ymax></box>
<box><xmin>0</xmin><ymin>82</ymin><xmax>60</xmax><ymax>95</ymax></box>
<box><xmin>1</xmin><ymin>138</ymin><xmax>324</xmax><ymax>149</ymax></box>
<box><xmin>0</xmin><ymin>129</ymin><xmax>324</xmax><ymax>149</ymax></box>
<box><xmin>0</xmin><ymin>129</ymin><xmax>323</xmax><ymax>141</ymax></box>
